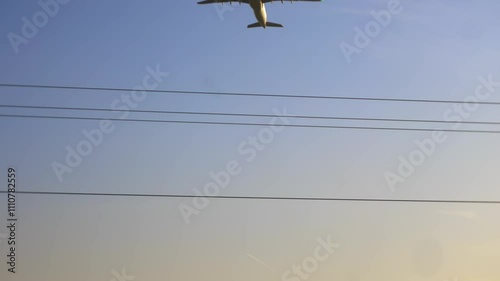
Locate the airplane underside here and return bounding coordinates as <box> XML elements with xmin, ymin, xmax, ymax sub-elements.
<box><xmin>197</xmin><ymin>0</ymin><xmax>321</xmax><ymax>28</ymax></box>
<box><xmin>248</xmin><ymin>0</ymin><xmax>283</xmax><ymax>28</ymax></box>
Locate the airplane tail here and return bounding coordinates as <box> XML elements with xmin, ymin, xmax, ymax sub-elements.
<box><xmin>247</xmin><ymin>22</ymin><xmax>262</xmax><ymax>28</ymax></box>
<box><xmin>266</xmin><ymin>22</ymin><xmax>283</xmax><ymax>28</ymax></box>
<box><xmin>247</xmin><ymin>22</ymin><xmax>284</xmax><ymax>28</ymax></box>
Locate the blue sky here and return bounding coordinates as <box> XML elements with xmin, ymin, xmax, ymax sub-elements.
<box><xmin>1</xmin><ymin>1</ymin><xmax>500</xmax><ymax>281</ymax></box>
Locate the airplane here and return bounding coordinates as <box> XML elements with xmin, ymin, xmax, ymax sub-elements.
<box><xmin>197</xmin><ymin>0</ymin><xmax>322</xmax><ymax>28</ymax></box>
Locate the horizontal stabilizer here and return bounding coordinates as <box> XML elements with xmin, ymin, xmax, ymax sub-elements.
<box><xmin>247</xmin><ymin>22</ymin><xmax>284</xmax><ymax>28</ymax></box>
<box><xmin>266</xmin><ymin>22</ymin><xmax>284</xmax><ymax>28</ymax></box>
<box><xmin>247</xmin><ymin>22</ymin><xmax>262</xmax><ymax>28</ymax></box>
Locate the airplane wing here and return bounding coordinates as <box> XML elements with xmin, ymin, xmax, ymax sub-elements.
<box><xmin>262</xmin><ymin>0</ymin><xmax>323</xmax><ymax>2</ymax></box>
<box><xmin>198</xmin><ymin>0</ymin><xmax>249</xmax><ymax>4</ymax></box>
<box><xmin>197</xmin><ymin>0</ymin><xmax>321</xmax><ymax>4</ymax></box>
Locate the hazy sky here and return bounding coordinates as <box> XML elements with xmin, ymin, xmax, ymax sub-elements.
<box><xmin>1</xmin><ymin>1</ymin><xmax>500</xmax><ymax>281</ymax></box>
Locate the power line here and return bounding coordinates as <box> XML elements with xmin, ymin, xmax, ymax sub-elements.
<box><xmin>2</xmin><ymin>113</ymin><xmax>500</xmax><ymax>134</ymax></box>
<box><xmin>0</xmin><ymin>190</ymin><xmax>499</xmax><ymax>205</ymax></box>
<box><xmin>1</xmin><ymin>83</ymin><xmax>499</xmax><ymax>105</ymax></box>
<box><xmin>2</xmin><ymin>104</ymin><xmax>500</xmax><ymax>126</ymax></box>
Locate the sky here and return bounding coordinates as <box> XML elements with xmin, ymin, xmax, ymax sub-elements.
<box><xmin>1</xmin><ymin>0</ymin><xmax>500</xmax><ymax>281</ymax></box>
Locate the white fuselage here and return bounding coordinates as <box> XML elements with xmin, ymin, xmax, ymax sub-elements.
<box><xmin>249</xmin><ymin>0</ymin><xmax>267</xmax><ymax>27</ymax></box>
